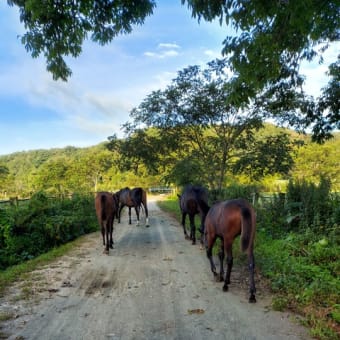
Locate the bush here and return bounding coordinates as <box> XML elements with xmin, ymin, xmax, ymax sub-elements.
<box><xmin>285</xmin><ymin>176</ymin><xmax>334</xmax><ymax>232</ymax></box>
<box><xmin>0</xmin><ymin>192</ymin><xmax>98</xmax><ymax>270</ymax></box>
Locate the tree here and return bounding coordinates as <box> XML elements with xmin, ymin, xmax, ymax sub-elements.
<box><xmin>0</xmin><ymin>165</ymin><xmax>10</xmax><ymax>197</ymax></box>
<box><xmin>7</xmin><ymin>0</ymin><xmax>339</xmax><ymax>138</ymax></box>
<box><xmin>232</xmin><ymin>133</ymin><xmax>295</xmax><ymax>181</ymax></box>
<box><xmin>118</xmin><ymin>59</ymin><xmax>268</xmax><ymax>190</ymax></box>
<box><xmin>7</xmin><ymin>0</ymin><xmax>155</xmax><ymax>80</ymax></box>
<box><xmin>183</xmin><ymin>0</ymin><xmax>340</xmax><ymax>141</ymax></box>
<box><xmin>291</xmin><ymin>134</ymin><xmax>340</xmax><ymax>190</ymax></box>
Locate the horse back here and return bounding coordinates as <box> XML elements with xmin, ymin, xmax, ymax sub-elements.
<box><xmin>205</xmin><ymin>199</ymin><xmax>255</xmax><ymax>251</ymax></box>
<box><xmin>95</xmin><ymin>192</ymin><xmax>115</xmax><ymax>223</ymax></box>
<box><xmin>180</xmin><ymin>185</ymin><xmax>208</xmax><ymax>214</ymax></box>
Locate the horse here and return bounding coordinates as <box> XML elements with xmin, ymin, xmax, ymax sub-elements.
<box><xmin>204</xmin><ymin>198</ymin><xmax>256</xmax><ymax>302</ymax></box>
<box><xmin>95</xmin><ymin>192</ymin><xmax>119</xmax><ymax>254</ymax></box>
<box><xmin>117</xmin><ymin>187</ymin><xmax>149</xmax><ymax>226</ymax></box>
<box><xmin>177</xmin><ymin>185</ymin><xmax>210</xmax><ymax>245</ymax></box>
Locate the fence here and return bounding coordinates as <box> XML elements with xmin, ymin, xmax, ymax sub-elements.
<box><xmin>148</xmin><ymin>187</ymin><xmax>174</xmax><ymax>194</ymax></box>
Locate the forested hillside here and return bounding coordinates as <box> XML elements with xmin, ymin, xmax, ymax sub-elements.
<box><xmin>0</xmin><ymin>125</ymin><xmax>339</xmax><ymax>199</ymax></box>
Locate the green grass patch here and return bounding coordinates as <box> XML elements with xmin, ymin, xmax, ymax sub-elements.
<box><xmin>0</xmin><ymin>234</ymin><xmax>91</xmax><ymax>297</ymax></box>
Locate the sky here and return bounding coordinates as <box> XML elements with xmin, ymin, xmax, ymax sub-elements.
<box><xmin>0</xmin><ymin>1</ymin><xmax>338</xmax><ymax>156</ymax></box>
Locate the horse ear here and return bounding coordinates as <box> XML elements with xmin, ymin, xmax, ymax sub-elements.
<box><xmin>177</xmin><ymin>194</ymin><xmax>181</xmax><ymax>198</ymax></box>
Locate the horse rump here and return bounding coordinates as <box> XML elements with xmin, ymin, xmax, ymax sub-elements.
<box><xmin>95</xmin><ymin>192</ymin><xmax>116</xmax><ymax>255</ymax></box>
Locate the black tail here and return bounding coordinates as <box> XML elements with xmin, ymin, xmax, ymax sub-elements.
<box><xmin>197</xmin><ymin>198</ymin><xmax>210</xmax><ymax>215</ymax></box>
<box><xmin>132</xmin><ymin>187</ymin><xmax>143</xmax><ymax>206</ymax></box>
<box><xmin>101</xmin><ymin>194</ymin><xmax>107</xmax><ymax>221</ymax></box>
<box><xmin>197</xmin><ymin>198</ymin><xmax>210</xmax><ymax>234</ymax></box>
<box><xmin>240</xmin><ymin>206</ymin><xmax>252</xmax><ymax>251</ymax></box>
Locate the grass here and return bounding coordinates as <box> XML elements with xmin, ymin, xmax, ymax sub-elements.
<box><xmin>157</xmin><ymin>197</ymin><xmax>340</xmax><ymax>340</ymax></box>
<box><xmin>0</xmin><ymin>234</ymin><xmax>91</xmax><ymax>298</ymax></box>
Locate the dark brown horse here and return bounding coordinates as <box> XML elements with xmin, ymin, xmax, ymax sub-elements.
<box><xmin>117</xmin><ymin>187</ymin><xmax>149</xmax><ymax>226</ymax></box>
<box><xmin>177</xmin><ymin>185</ymin><xmax>210</xmax><ymax>245</ymax></box>
<box><xmin>204</xmin><ymin>198</ymin><xmax>257</xmax><ymax>302</ymax></box>
<box><xmin>95</xmin><ymin>192</ymin><xmax>119</xmax><ymax>254</ymax></box>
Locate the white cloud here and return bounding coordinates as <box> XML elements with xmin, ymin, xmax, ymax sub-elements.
<box><xmin>158</xmin><ymin>43</ymin><xmax>180</xmax><ymax>49</ymax></box>
<box><xmin>144</xmin><ymin>42</ymin><xmax>182</xmax><ymax>59</ymax></box>
<box><xmin>144</xmin><ymin>49</ymin><xmax>179</xmax><ymax>59</ymax></box>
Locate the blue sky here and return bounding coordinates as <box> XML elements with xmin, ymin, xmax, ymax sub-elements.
<box><xmin>0</xmin><ymin>1</ymin><xmax>338</xmax><ymax>156</ymax></box>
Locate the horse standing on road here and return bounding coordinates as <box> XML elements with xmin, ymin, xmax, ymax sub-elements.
<box><xmin>95</xmin><ymin>192</ymin><xmax>119</xmax><ymax>254</ymax></box>
<box><xmin>177</xmin><ymin>185</ymin><xmax>210</xmax><ymax>245</ymax></box>
<box><xmin>117</xmin><ymin>187</ymin><xmax>149</xmax><ymax>226</ymax></box>
<box><xmin>204</xmin><ymin>198</ymin><xmax>257</xmax><ymax>302</ymax></box>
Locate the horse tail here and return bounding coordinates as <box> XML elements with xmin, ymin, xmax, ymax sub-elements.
<box><xmin>112</xmin><ymin>192</ymin><xmax>120</xmax><ymax>218</ymax></box>
<box><xmin>101</xmin><ymin>194</ymin><xmax>107</xmax><ymax>221</ymax></box>
<box><xmin>240</xmin><ymin>203</ymin><xmax>256</xmax><ymax>252</ymax></box>
<box><xmin>133</xmin><ymin>188</ymin><xmax>143</xmax><ymax>206</ymax></box>
<box><xmin>197</xmin><ymin>198</ymin><xmax>210</xmax><ymax>215</ymax></box>
<box><xmin>142</xmin><ymin>190</ymin><xmax>148</xmax><ymax>216</ymax></box>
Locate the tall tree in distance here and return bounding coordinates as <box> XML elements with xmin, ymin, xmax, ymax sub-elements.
<box><xmin>119</xmin><ymin>59</ymin><xmax>265</xmax><ymax>190</ymax></box>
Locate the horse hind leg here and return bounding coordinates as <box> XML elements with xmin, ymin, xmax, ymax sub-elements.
<box><xmin>101</xmin><ymin>223</ymin><xmax>105</xmax><ymax>246</ymax></box>
<box><xmin>218</xmin><ymin>243</ymin><xmax>224</xmax><ymax>282</ymax></box>
<box><xmin>182</xmin><ymin>213</ymin><xmax>190</xmax><ymax>240</ymax></box>
<box><xmin>135</xmin><ymin>206</ymin><xmax>140</xmax><ymax>226</ymax></box>
<box><xmin>189</xmin><ymin>214</ymin><xmax>196</xmax><ymax>245</ymax></box>
<box><xmin>248</xmin><ymin>251</ymin><xmax>256</xmax><ymax>303</ymax></box>
<box><xmin>144</xmin><ymin>204</ymin><xmax>149</xmax><ymax>227</ymax></box>
<box><xmin>103</xmin><ymin>222</ymin><xmax>110</xmax><ymax>255</ymax></box>
<box><xmin>118</xmin><ymin>204</ymin><xmax>124</xmax><ymax>223</ymax></box>
<box><xmin>109</xmin><ymin>217</ymin><xmax>114</xmax><ymax>249</ymax></box>
<box><xmin>206</xmin><ymin>235</ymin><xmax>217</xmax><ymax>278</ymax></box>
<box><xmin>223</xmin><ymin>240</ymin><xmax>233</xmax><ymax>292</ymax></box>
<box><xmin>128</xmin><ymin>207</ymin><xmax>132</xmax><ymax>225</ymax></box>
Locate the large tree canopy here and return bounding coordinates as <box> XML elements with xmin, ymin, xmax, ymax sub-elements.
<box><xmin>183</xmin><ymin>0</ymin><xmax>340</xmax><ymax>141</ymax></box>
<box><xmin>8</xmin><ymin>0</ymin><xmax>339</xmax><ymax>140</ymax></box>
<box><xmin>113</xmin><ymin>59</ymin><xmax>294</xmax><ymax>189</ymax></box>
<box><xmin>7</xmin><ymin>0</ymin><xmax>156</xmax><ymax>80</ymax></box>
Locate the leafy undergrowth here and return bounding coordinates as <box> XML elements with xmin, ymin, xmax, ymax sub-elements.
<box><xmin>255</xmin><ymin>229</ymin><xmax>340</xmax><ymax>340</ymax></box>
<box><xmin>0</xmin><ymin>235</ymin><xmax>90</xmax><ymax>298</ymax></box>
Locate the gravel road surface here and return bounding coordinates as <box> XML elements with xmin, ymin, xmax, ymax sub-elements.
<box><xmin>0</xmin><ymin>199</ymin><xmax>311</xmax><ymax>340</ymax></box>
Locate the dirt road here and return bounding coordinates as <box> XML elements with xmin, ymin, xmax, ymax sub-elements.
<box><xmin>0</xmin><ymin>199</ymin><xmax>310</xmax><ymax>340</ymax></box>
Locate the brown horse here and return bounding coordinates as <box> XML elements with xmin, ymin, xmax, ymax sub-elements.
<box><xmin>95</xmin><ymin>192</ymin><xmax>119</xmax><ymax>254</ymax></box>
<box><xmin>204</xmin><ymin>198</ymin><xmax>257</xmax><ymax>302</ymax></box>
<box><xmin>117</xmin><ymin>187</ymin><xmax>149</xmax><ymax>226</ymax></box>
<box><xmin>177</xmin><ymin>185</ymin><xmax>210</xmax><ymax>245</ymax></box>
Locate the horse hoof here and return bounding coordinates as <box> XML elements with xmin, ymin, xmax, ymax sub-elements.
<box><xmin>145</xmin><ymin>224</ymin><xmax>150</xmax><ymax>228</ymax></box>
<box><xmin>185</xmin><ymin>235</ymin><xmax>190</xmax><ymax>240</ymax></box>
<box><xmin>192</xmin><ymin>241</ymin><xmax>196</xmax><ymax>245</ymax></box>
<box><xmin>214</xmin><ymin>275</ymin><xmax>221</xmax><ymax>282</ymax></box>
<box><xmin>249</xmin><ymin>295</ymin><xmax>256</xmax><ymax>303</ymax></box>
<box><xmin>103</xmin><ymin>249</ymin><xmax>109</xmax><ymax>255</ymax></box>
<box><xmin>222</xmin><ymin>285</ymin><xmax>228</xmax><ymax>292</ymax></box>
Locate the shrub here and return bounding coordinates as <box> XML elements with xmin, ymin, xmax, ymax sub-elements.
<box><xmin>0</xmin><ymin>192</ymin><xmax>97</xmax><ymax>270</ymax></box>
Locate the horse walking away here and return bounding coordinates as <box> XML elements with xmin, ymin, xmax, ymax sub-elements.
<box><xmin>117</xmin><ymin>187</ymin><xmax>149</xmax><ymax>226</ymax></box>
<box><xmin>95</xmin><ymin>192</ymin><xmax>119</xmax><ymax>254</ymax></box>
<box><xmin>204</xmin><ymin>198</ymin><xmax>257</xmax><ymax>302</ymax></box>
<box><xmin>177</xmin><ymin>185</ymin><xmax>210</xmax><ymax>245</ymax></box>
